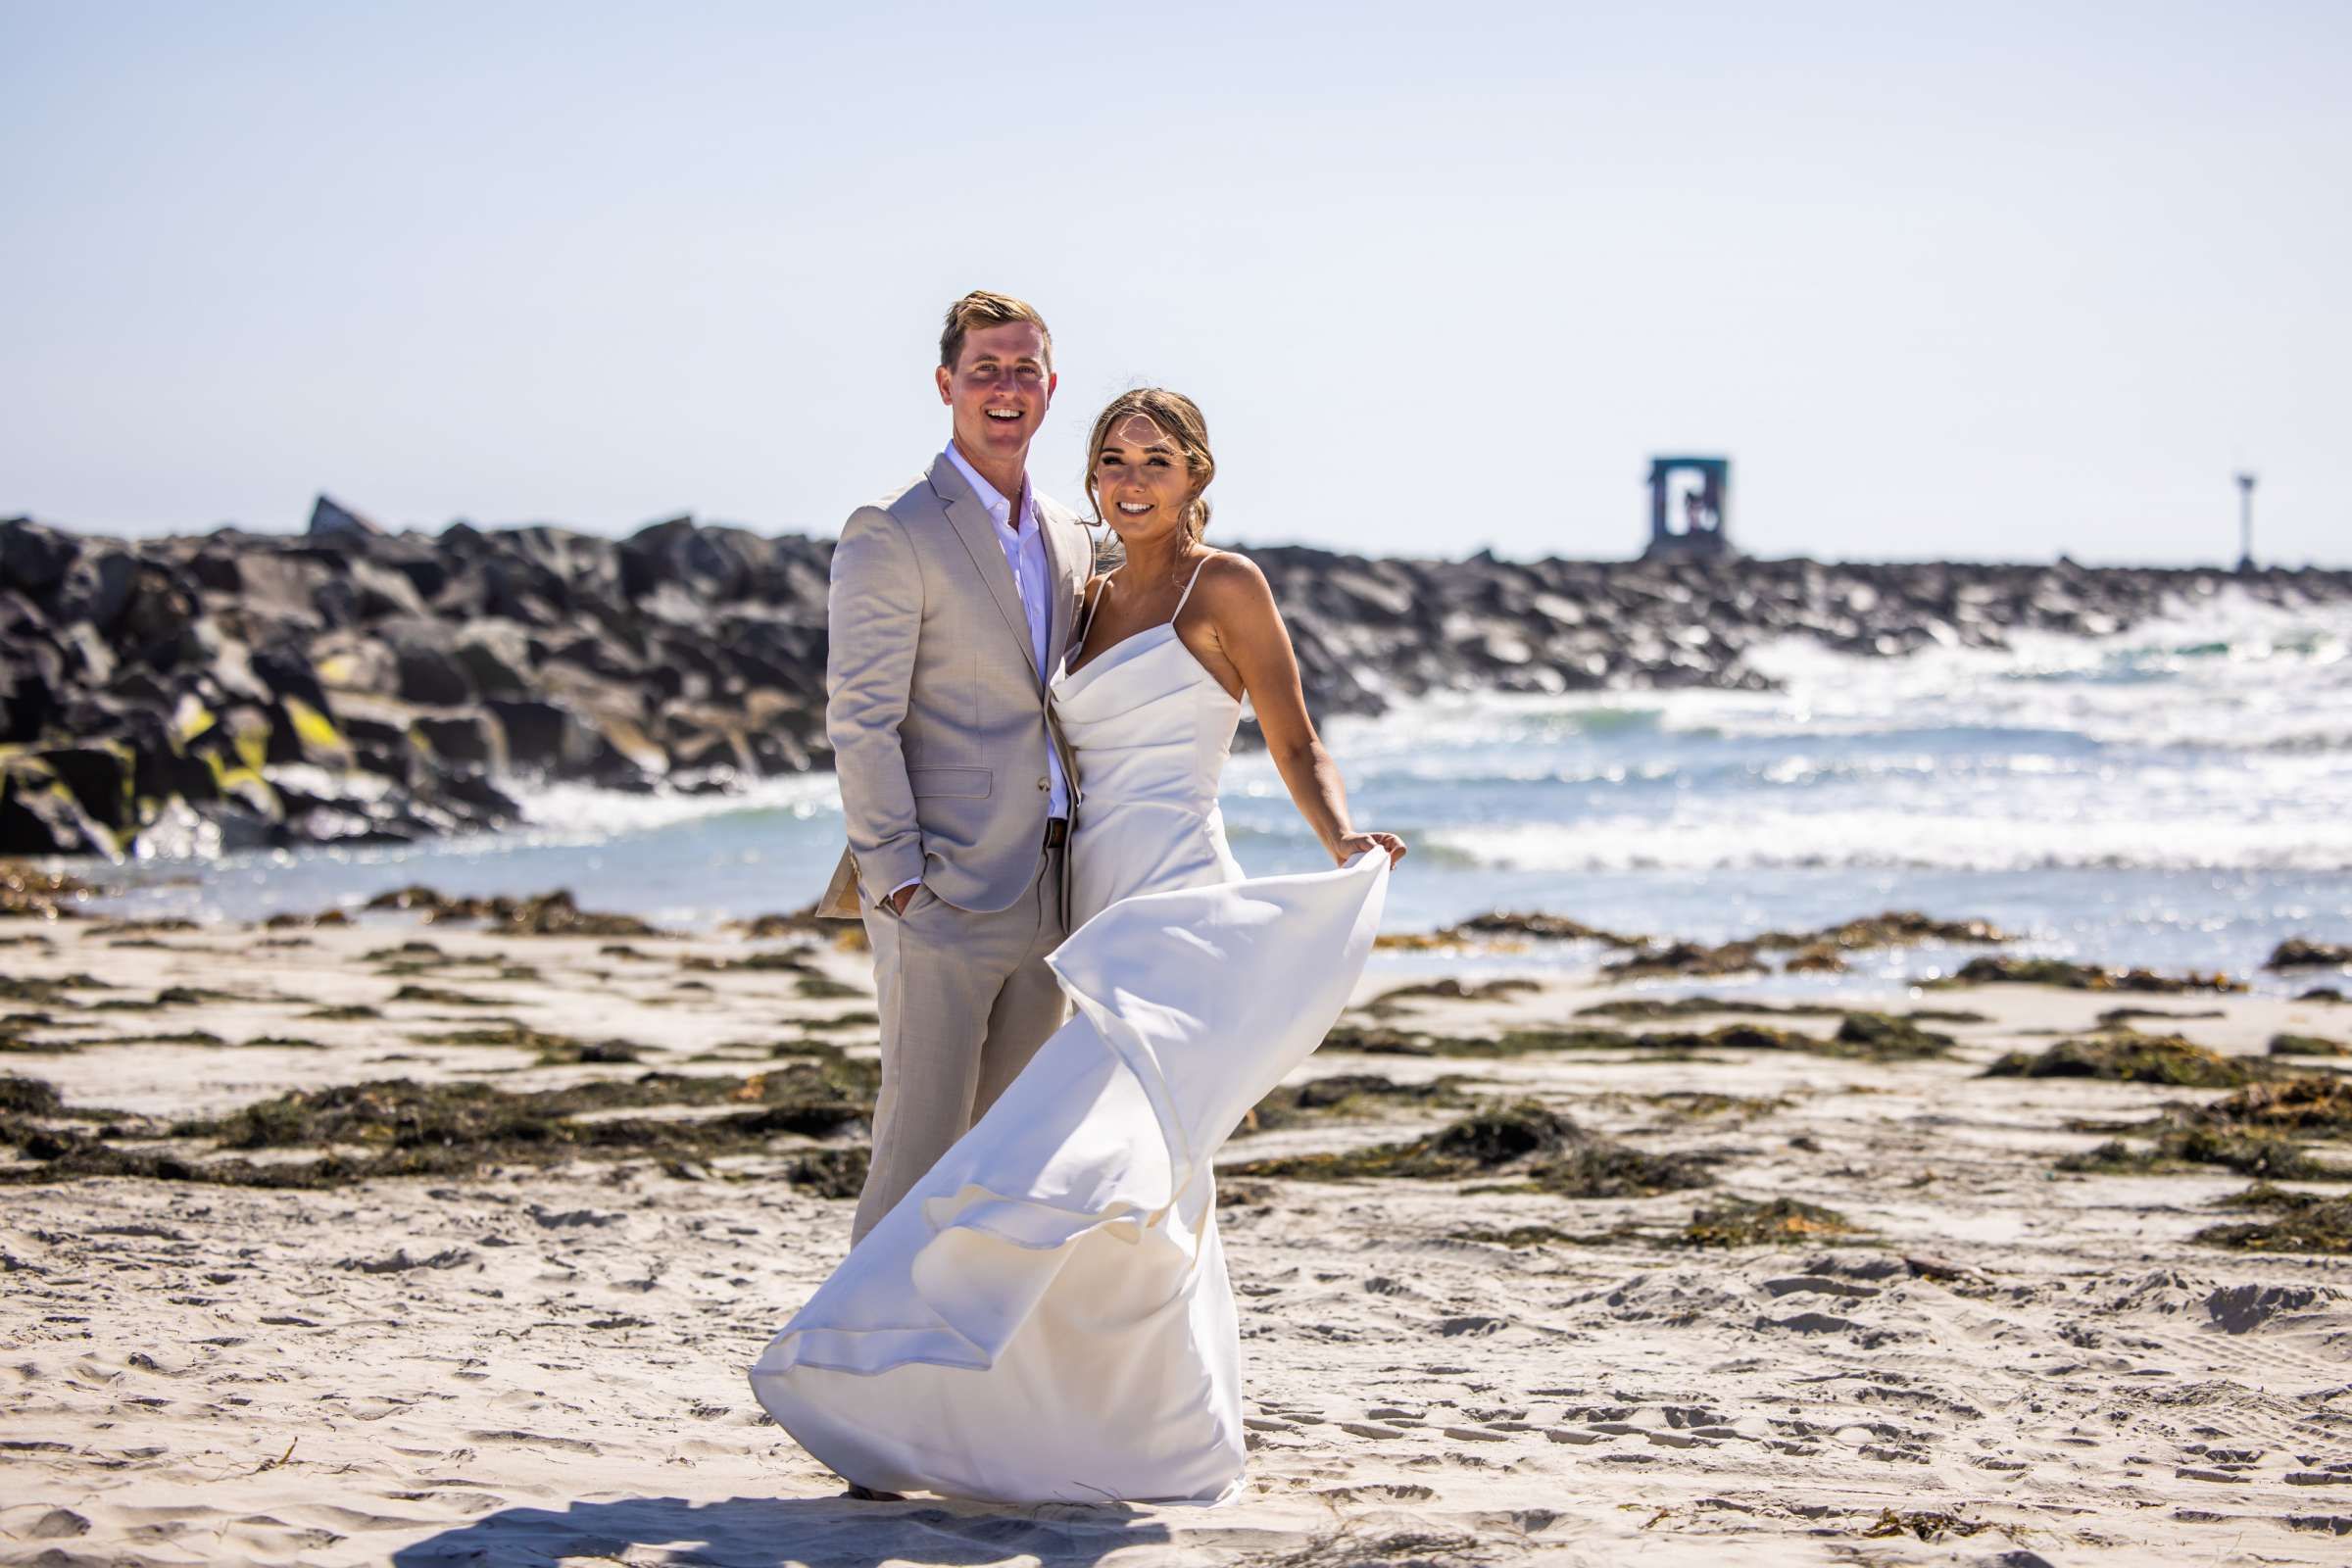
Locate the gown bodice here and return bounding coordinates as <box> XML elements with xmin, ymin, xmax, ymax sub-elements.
<box><xmin>1051</xmin><ymin>569</ymin><xmax>1246</xmax><ymax>924</ymax></box>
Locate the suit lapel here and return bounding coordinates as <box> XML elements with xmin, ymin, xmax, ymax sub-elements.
<box><xmin>928</xmin><ymin>456</ymin><xmax>1041</xmax><ymax>683</ymax></box>
<box><xmin>1039</xmin><ymin>502</ymin><xmax>1086</xmax><ymax>676</ymax></box>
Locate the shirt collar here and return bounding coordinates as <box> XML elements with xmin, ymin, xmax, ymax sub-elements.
<box><xmin>944</xmin><ymin>443</ymin><xmax>1034</xmax><ymax>541</ymax></box>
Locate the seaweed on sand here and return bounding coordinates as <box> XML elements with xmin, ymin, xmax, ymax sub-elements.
<box><xmin>1594</xmin><ymin>909</ymin><xmax>2009</xmax><ymax>980</ymax></box>
<box><xmin>389</xmin><ymin>985</ymin><xmax>505</xmax><ymax>1006</ymax></box>
<box><xmin>1374</xmin><ymin>912</ymin><xmax>1646</xmax><ymax>952</ymax></box>
<box><xmin>366</xmin><ymin>886</ymin><xmax>664</xmax><ymax>938</ymax></box>
<box><xmin>1628</xmin><ymin>1091</ymin><xmax>1792</xmax><ymax>1121</ymax></box>
<box><xmin>727</xmin><ymin>908</ymin><xmax>826</xmax><ymax>939</ymax></box>
<box><xmin>679</xmin><ymin>951</ymin><xmax>820</xmax><ymax>976</ymax></box>
<box><xmin>0</xmin><ymin>974</ymin><xmax>107</xmax><ymax>1004</ymax></box>
<box><xmin>1318</xmin><ymin>1022</ymin><xmax>1637</xmax><ymax>1058</ymax></box>
<box><xmin>2</xmin><ymin>1060</ymin><xmax>879</xmax><ymax>1191</ymax></box>
<box><xmin>1575</xmin><ymin>996</ymin><xmax>1842</xmax><ymax>1020</ymax></box>
<box><xmin>2181</xmin><ymin>1076</ymin><xmax>2352</xmax><ymax>1139</ymax></box>
<box><xmin>1228</xmin><ymin>1101</ymin><xmax>1720</xmax><ymax>1199</ymax></box>
<box><xmin>197</xmin><ymin>1061</ymin><xmax>878</xmax><ymax>1149</ymax></box>
<box><xmin>0</xmin><ymin>862</ymin><xmax>101</xmax><ymax>919</ymax></box>
<box><xmin>1451</xmin><ymin>1222</ymin><xmax>1632</xmax><ymax>1249</ymax></box>
<box><xmin>1857</xmin><ymin>1509</ymin><xmax>1985</xmax><ymax>1543</ymax></box>
<box><xmin>1824</xmin><ymin>1012</ymin><xmax>1958</xmax><ymax>1060</ymax></box>
<box><xmin>794</xmin><ymin>976</ymin><xmax>865</xmax><ymax>1000</ymax></box>
<box><xmin>2057</xmin><ymin>1128</ymin><xmax>2349</xmax><ymax>1182</ymax></box>
<box><xmin>532</xmin><ymin>1038</ymin><xmax>645</xmax><ymax>1065</ymax></box>
<box><xmin>1751</xmin><ymin>910</ymin><xmax>2011</xmax><ymax>951</ymax></box>
<box><xmin>263</xmin><ymin>907</ymin><xmax>350</xmax><ymax>929</ymax></box>
<box><xmin>1937</xmin><ymin>956</ymin><xmax>2245</xmax><ymax>994</ymax></box>
<box><xmin>93</xmin><ymin>984</ymin><xmax>248</xmax><ymax>1010</ymax></box>
<box><xmin>2270</xmin><ymin>1033</ymin><xmax>2352</xmax><ymax>1057</ymax></box>
<box><xmin>366</xmin><ymin>940</ymin><xmax>447</xmax><ymax>961</ymax></box>
<box><xmin>1601</xmin><ymin>941</ymin><xmax>1766</xmax><ymax>980</ymax></box>
<box><xmin>1323</xmin><ymin>1012</ymin><xmax>1952</xmax><ymax>1062</ymax></box>
<box><xmin>2061</xmin><ymin>1075</ymin><xmax>2352</xmax><ymax>1181</ymax></box>
<box><xmin>2268</xmin><ymin>938</ymin><xmax>2352</xmax><ymax>970</ymax></box>
<box><xmin>1672</xmin><ymin>1196</ymin><xmax>1861</xmax><ymax>1249</ymax></box>
<box><xmin>1368</xmin><ymin>977</ymin><xmax>1541</xmax><ymax>1006</ymax></box>
<box><xmin>0</xmin><ymin>1073</ymin><xmax>65</xmax><ymax>1115</ymax></box>
<box><xmin>406</xmin><ymin>1020</ymin><xmax>587</xmax><ymax>1054</ymax></box>
<box><xmin>1242</xmin><ymin>1073</ymin><xmax>1477</xmax><ymax>1135</ymax></box>
<box><xmin>1559</xmin><ymin>1014</ymin><xmax>1955</xmax><ymax>1062</ymax></box>
<box><xmin>1588</xmin><ymin>995</ymin><xmax>1996</xmax><ymax>1026</ymax></box>
<box><xmin>1982</xmin><ymin>1033</ymin><xmax>2273</xmax><ymax>1088</ymax></box>
<box><xmin>2192</xmin><ymin>1184</ymin><xmax>2352</xmax><ymax>1254</ymax></box>
<box><xmin>2099</xmin><ymin>1006</ymin><xmax>2225</xmax><ymax>1028</ymax></box>
<box><xmin>1</xmin><ymin>1012</ymin><xmax>74</xmax><ymax>1053</ymax></box>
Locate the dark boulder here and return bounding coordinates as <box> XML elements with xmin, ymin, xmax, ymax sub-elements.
<box><xmin>307</xmin><ymin>494</ymin><xmax>385</xmax><ymax>545</ymax></box>
<box><xmin>389</xmin><ymin>637</ymin><xmax>473</xmax><ymax>708</ymax></box>
<box><xmin>411</xmin><ymin>711</ymin><xmax>502</xmax><ymax>770</ymax></box>
<box><xmin>487</xmin><ymin>698</ymin><xmax>596</xmax><ymax>774</ymax></box>
<box><xmin>36</xmin><ymin>747</ymin><xmax>131</xmax><ymax>831</ymax></box>
<box><xmin>58</xmin><ymin>548</ymin><xmax>138</xmax><ymax>633</ymax></box>
<box><xmin>451</xmin><ymin>622</ymin><xmax>534</xmax><ymax>698</ymax></box>
<box><xmin>0</xmin><ymin>517</ymin><xmax>75</xmax><ymax>594</ymax></box>
<box><xmin>0</xmin><ymin>764</ymin><xmax>99</xmax><ymax>855</ymax></box>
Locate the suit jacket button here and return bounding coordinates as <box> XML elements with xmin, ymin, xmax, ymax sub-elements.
<box><xmin>1037</xmin><ymin>777</ymin><xmax>1050</xmax><ymax>791</ymax></box>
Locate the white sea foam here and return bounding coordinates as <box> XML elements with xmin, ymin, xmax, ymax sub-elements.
<box><xmin>512</xmin><ymin>773</ymin><xmax>843</xmax><ymax>841</ymax></box>
<box><xmin>1426</xmin><ymin>808</ymin><xmax>2352</xmax><ymax>875</ymax></box>
<box><xmin>1291</xmin><ymin>586</ymin><xmax>2352</xmax><ymax>876</ymax></box>
<box><xmin>1319</xmin><ymin>586</ymin><xmax>2352</xmax><ymax>760</ymax></box>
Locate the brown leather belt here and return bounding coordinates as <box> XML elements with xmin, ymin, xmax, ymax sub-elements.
<box><xmin>1043</xmin><ymin>816</ymin><xmax>1069</xmax><ymax>850</ymax></box>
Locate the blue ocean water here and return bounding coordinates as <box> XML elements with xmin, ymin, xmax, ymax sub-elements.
<box><xmin>84</xmin><ymin>588</ymin><xmax>2352</xmax><ymax>993</ymax></box>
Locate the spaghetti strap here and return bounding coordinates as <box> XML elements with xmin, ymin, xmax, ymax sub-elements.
<box><xmin>1074</xmin><ymin>572</ymin><xmax>1109</xmax><ymax>651</ymax></box>
<box><xmin>1170</xmin><ymin>557</ymin><xmax>1210</xmax><ymax>621</ymax></box>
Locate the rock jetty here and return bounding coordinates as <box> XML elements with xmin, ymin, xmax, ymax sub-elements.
<box><xmin>5</xmin><ymin>500</ymin><xmax>2346</xmax><ymax>857</ymax></box>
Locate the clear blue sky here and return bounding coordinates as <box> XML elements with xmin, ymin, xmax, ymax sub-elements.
<box><xmin>4</xmin><ymin>1</ymin><xmax>2345</xmax><ymax>565</ymax></box>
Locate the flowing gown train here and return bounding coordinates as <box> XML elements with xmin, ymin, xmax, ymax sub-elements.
<box><xmin>748</xmin><ymin>568</ymin><xmax>1390</xmax><ymax>1503</ymax></box>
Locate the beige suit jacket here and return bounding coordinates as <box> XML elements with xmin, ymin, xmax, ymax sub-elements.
<box><xmin>818</xmin><ymin>453</ymin><xmax>1091</xmax><ymax>917</ymax></box>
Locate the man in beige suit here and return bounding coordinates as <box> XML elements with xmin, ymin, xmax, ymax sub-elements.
<box><xmin>821</xmin><ymin>291</ymin><xmax>1092</xmax><ymax>1245</ymax></box>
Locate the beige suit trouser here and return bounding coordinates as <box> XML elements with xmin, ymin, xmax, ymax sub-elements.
<box><xmin>850</xmin><ymin>846</ymin><xmax>1069</xmax><ymax>1244</ymax></box>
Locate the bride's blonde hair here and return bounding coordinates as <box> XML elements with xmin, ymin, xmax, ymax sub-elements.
<box><xmin>1084</xmin><ymin>388</ymin><xmax>1216</xmax><ymax>543</ymax></box>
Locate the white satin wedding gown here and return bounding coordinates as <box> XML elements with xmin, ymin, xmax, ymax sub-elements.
<box><xmin>748</xmin><ymin>564</ymin><xmax>1391</xmax><ymax>1504</ymax></box>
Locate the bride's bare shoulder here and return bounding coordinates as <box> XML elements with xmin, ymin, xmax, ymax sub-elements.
<box><xmin>1189</xmin><ymin>551</ymin><xmax>1276</xmax><ymax>612</ymax></box>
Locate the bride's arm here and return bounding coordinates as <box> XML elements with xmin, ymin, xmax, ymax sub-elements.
<box><xmin>1193</xmin><ymin>556</ymin><xmax>1406</xmax><ymax>867</ymax></box>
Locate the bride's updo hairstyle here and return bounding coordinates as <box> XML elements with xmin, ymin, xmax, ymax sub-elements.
<box><xmin>1084</xmin><ymin>388</ymin><xmax>1216</xmax><ymax>544</ymax></box>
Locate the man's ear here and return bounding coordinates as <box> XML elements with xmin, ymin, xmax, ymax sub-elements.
<box><xmin>1046</xmin><ymin>370</ymin><xmax>1058</xmax><ymax>405</ymax></box>
<box><xmin>936</xmin><ymin>365</ymin><xmax>954</xmax><ymax>405</ymax></box>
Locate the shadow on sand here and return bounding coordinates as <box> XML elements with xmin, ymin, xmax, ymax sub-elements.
<box><xmin>388</xmin><ymin>1494</ymin><xmax>1180</xmax><ymax>1567</ymax></box>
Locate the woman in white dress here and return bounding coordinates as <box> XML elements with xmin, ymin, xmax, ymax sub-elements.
<box><xmin>748</xmin><ymin>389</ymin><xmax>1406</xmax><ymax>1504</ymax></box>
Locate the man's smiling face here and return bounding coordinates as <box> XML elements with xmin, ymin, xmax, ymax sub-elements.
<box><xmin>938</xmin><ymin>320</ymin><xmax>1055</xmax><ymax>473</ymax></box>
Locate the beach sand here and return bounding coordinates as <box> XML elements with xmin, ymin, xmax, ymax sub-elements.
<box><xmin>3</xmin><ymin>909</ymin><xmax>2349</xmax><ymax>1566</ymax></box>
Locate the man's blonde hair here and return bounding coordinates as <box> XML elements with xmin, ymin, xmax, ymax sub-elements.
<box><xmin>940</xmin><ymin>290</ymin><xmax>1054</xmax><ymax>373</ymax></box>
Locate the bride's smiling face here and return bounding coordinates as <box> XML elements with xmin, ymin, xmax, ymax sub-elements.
<box><xmin>1093</xmin><ymin>416</ymin><xmax>1195</xmax><ymax>541</ymax></box>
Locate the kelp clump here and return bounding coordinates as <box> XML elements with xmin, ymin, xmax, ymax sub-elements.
<box><xmin>1229</xmin><ymin>1101</ymin><xmax>1720</xmax><ymax>1200</ymax></box>
<box><xmin>1983</xmin><ymin>1033</ymin><xmax>2269</xmax><ymax>1088</ymax></box>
